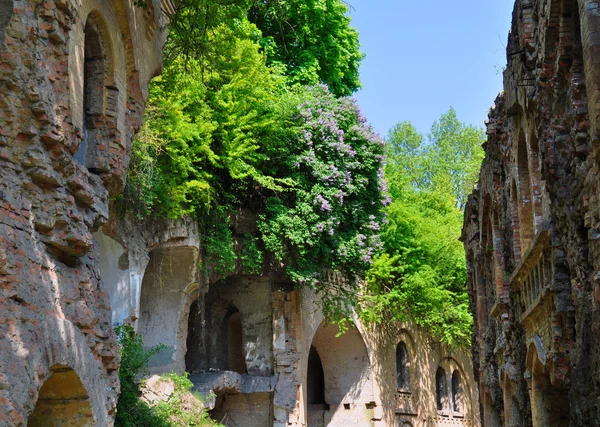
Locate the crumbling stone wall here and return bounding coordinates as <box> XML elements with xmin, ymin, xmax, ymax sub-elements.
<box><xmin>271</xmin><ymin>288</ymin><xmax>481</xmax><ymax>427</ymax></box>
<box><xmin>0</xmin><ymin>0</ymin><xmax>167</xmax><ymax>423</ymax></box>
<box><xmin>462</xmin><ymin>0</ymin><xmax>600</xmax><ymax>424</ymax></box>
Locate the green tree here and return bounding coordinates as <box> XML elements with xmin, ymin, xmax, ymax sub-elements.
<box><xmin>361</xmin><ymin>109</ymin><xmax>485</xmax><ymax>347</ymax></box>
<box><xmin>248</xmin><ymin>0</ymin><xmax>363</xmax><ymax>96</ymax></box>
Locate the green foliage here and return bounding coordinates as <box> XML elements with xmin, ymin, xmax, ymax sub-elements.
<box><xmin>115</xmin><ymin>326</ymin><xmax>220</xmax><ymax>427</ymax></box>
<box><xmin>125</xmin><ymin>20</ymin><xmax>289</xmax><ymax>219</ymax></box>
<box><xmin>201</xmin><ymin>206</ymin><xmax>237</xmax><ymax>277</ymax></box>
<box><xmin>124</xmin><ymin>12</ymin><xmax>384</xmax><ymax>315</ymax></box>
<box><xmin>153</xmin><ymin>373</ymin><xmax>220</xmax><ymax>426</ymax></box>
<box><xmin>258</xmin><ymin>85</ymin><xmax>387</xmax><ymax>294</ymax></box>
<box><xmin>361</xmin><ymin>109</ymin><xmax>485</xmax><ymax>347</ymax></box>
<box><xmin>115</xmin><ymin>325</ymin><xmax>167</xmax><ymax>427</ymax></box>
<box><xmin>239</xmin><ymin>233</ymin><xmax>264</xmax><ymax>274</ymax></box>
<box><xmin>248</xmin><ymin>0</ymin><xmax>363</xmax><ymax>96</ymax></box>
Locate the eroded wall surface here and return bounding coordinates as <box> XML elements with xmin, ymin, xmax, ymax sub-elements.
<box><xmin>462</xmin><ymin>0</ymin><xmax>600</xmax><ymax>424</ymax></box>
<box><xmin>0</xmin><ymin>0</ymin><xmax>167</xmax><ymax>423</ymax></box>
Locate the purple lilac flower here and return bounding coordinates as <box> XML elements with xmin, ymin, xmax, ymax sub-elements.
<box><xmin>314</xmin><ymin>195</ymin><xmax>332</xmax><ymax>212</ymax></box>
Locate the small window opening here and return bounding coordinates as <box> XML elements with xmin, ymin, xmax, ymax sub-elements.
<box><xmin>451</xmin><ymin>370</ymin><xmax>462</xmax><ymax>413</ymax></box>
<box><xmin>396</xmin><ymin>342</ymin><xmax>409</xmax><ymax>391</ymax></box>
<box><xmin>436</xmin><ymin>367</ymin><xmax>448</xmax><ymax>414</ymax></box>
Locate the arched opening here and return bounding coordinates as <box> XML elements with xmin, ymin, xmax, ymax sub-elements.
<box><xmin>435</xmin><ymin>367</ymin><xmax>447</xmax><ymax>414</ymax></box>
<box><xmin>396</xmin><ymin>341</ymin><xmax>409</xmax><ymax>391</ymax></box>
<box><xmin>28</xmin><ymin>366</ymin><xmax>93</xmax><ymax>426</ymax></box>
<box><xmin>307</xmin><ymin>346</ymin><xmax>327</xmax><ymax>407</ymax></box>
<box><xmin>186</xmin><ymin>277</ymin><xmax>273</xmax><ymax>426</ymax></box>
<box><xmin>451</xmin><ymin>370</ymin><xmax>462</xmax><ymax>414</ymax></box>
<box><xmin>76</xmin><ymin>15</ymin><xmax>106</xmax><ymax>168</ymax></box>
<box><xmin>306</xmin><ymin>322</ymin><xmax>374</xmax><ymax>427</ymax></box>
<box><xmin>138</xmin><ymin>246</ymin><xmax>199</xmax><ymax>374</ymax></box>
<box><xmin>530</xmin><ymin>357</ymin><xmax>570</xmax><ymax>426</ymax></box>
<box><xmin>75</xmin><ymin>13</ymin><xmax>118</xmax><ymax>174</ymax></box>
<box><xmin>227</xmin><ymin>310</ymin><xmax>246</xmax><ymax>374</ymax></box>
<box><xmin>517</xmin><ymin>129</ymin><xmax>534</xmax><ymax>255</ymax></box>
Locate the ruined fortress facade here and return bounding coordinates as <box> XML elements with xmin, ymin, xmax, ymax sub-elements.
<box><xmin>0</xmin><ymin>0</ymin><xmax>480</xmax><ymax>426</ymax></box>
<box><xmin>463</xmin><ymin>0</ymin><xmax>600</xmax><ymax>425</ymax></box>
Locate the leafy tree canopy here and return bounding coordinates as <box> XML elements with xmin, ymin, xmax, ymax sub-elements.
<box><xmin>166</xmin><ymin>0</ymin><xmax>363</xmax><ymax>97</ymax></box>
<box><xmin>248</xmin><ymin>0</ymin><xmax>363</xmax><ymax>96</ymax></box>
<box><xmin>361</xmin><ymin>110</ymin><xmax>485</xmax><ymax>346</ymax></box>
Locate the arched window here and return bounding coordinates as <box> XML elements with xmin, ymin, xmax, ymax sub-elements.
<box><xmin>75</xmin><ymin>13</ymin><xmax>117</xmax><ymax>174</ymax></box>
<box><xmin>451</xmin><ymin>370</ymin><xmax>462</xmax><ymax>413</ymax></box>
<box><xmin>396</xmin><ymin>342</ymin><xmax>409</xmax><ymax>391</ymax></box>
<box><xmin>436</xmin><ymin>367</ymin><xmax>447</xmax><ymax>413</ymax></box>
<box><xmin>307</xmin><ymin>345</ymin><xmax>326</xmax><ymax>406</ymax></box>
<box><xmin>227</xmin><ymin>310</ymin><xmax>246</xmax><ymax>374</ymax></box>
<box><xmin>75</xmin><ymin>16</ymin><xmax>107</xmax><ymax>167</ymax></box>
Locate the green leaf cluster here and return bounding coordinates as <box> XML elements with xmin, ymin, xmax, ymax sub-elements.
<box><xmin>362</xmin><ymin>109</ymin><xmax>485</xmax><ymax>347</ymax></box>
<box><xmin>115</xmin><ymin>326</ymin><xmax>221</xmax><ymax>427</ymax></box>
<box><xmin>248</xmin><ymin>0</ymin><xmax>363</xmax><ymax>96</ymax></box>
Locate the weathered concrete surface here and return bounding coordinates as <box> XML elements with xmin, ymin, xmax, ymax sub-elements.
<box><xmin>0</xmin><ymin>0</ymin><xmax>167</xmax><ymax>423</ymax></box>
<box><xmin>462</xmin><ymin>0</ymin><xmax>600</xmax><ymax>425</ymax></box>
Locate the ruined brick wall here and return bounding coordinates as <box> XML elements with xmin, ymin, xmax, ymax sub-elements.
<box><xmin>0</xmin><ymin>0</ymin><xmax>167</xmax><ymax>423</ymax></box>
<box><xmin>462</xmin><ymin>0</ymin><xmax>600</xmax><ymax>425</ymax></box>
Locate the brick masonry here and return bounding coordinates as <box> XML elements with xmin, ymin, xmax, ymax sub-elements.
<box><xmin>462</xmin><ymin>0</ymin><xmax>600</xmax><ymax>425</ymax></box>
<box><xmin>0</xmin><ymin>0</ymin><xmax>166</xmax><ymax>424</ymax></box>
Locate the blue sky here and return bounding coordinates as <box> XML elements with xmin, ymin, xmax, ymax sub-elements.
<box><xmin>347</xmin><ymin>1</ymin><xmax>515</xmax><ymax>137</ymax></box>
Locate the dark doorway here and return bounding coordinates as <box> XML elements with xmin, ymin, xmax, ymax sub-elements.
<box><xmin>307</xmin><ymin>346</ymin><xmax>327</xmax><ymax>406</ymax></box>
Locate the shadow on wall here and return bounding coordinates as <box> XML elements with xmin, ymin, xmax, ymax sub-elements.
<box><xmin>186</xmin><ymin>298</ymin><xmax>246</xmax><ymax>375</ymax></box>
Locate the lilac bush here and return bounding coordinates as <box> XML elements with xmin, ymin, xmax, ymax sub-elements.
<box><xmin>259</xmin><ymin>85</ymin><xmax>389</xmax><ymax>299</ymax></box>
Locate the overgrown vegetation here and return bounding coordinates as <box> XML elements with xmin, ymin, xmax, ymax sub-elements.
<box><xmin>115</xmin><ymin>326</ymin><xmax>221</xmax><ymax>427</ymax></box>
<box><xmin>361</xmin><ymin>109</ymin><xmax>485</xmax><ymax>346</ymax></box>
<box><xmin>123</xmin><ymin>1</ymin><xmax>481</xmax><ymax>347</ymax></box>
<box><xmin>123</xmin><ymin>0</ymin><xmax>384</xmax><ymax>321</ymax></box>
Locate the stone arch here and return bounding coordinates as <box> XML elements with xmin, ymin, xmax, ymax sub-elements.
<box><xmin>306</xmin><ymin>320</ymin><xmax>374</xmax><ymax>426</ymax></box>
<box><xmin>28</xmin><ymin>365</ymin><xmax>93</xmax><ymax>426</ymax></box>
<box><xmin>17</xmin><ymin>317</ymin><xmax>115</xmax><ymax>426</ymax></box>
<box><xmin>517</xmin><ymin>128</ymin><xmax>535</xmax><ymax>255</ymax></box>
<box><xmin>137</xmin><ymin>246</ymin><xmax>200</xmax><ymax>374</ymax></box>
<box><xmin>526</xmin><ymin>342</ymin><xmax>570</xmax><ymax>426</ymax></box>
